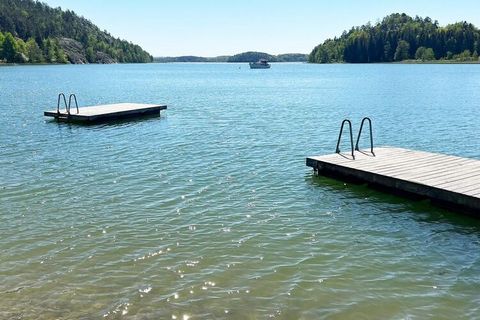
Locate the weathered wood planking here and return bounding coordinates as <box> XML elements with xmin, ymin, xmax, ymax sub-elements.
<box><xmin>306</xmin><ymin>147</ymin><xmax>480</xmax><ymax>215</ymax></box>
<box><xmin>44</xmin><ymin>103</ymin><xmax>167</xmax><ymax>123</ymax></box>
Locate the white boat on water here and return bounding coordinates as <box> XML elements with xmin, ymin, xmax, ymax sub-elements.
<box><xmin>249</xmin><ymin>59</ymin><xmax>271</xmax><ymax>69</ymax></box>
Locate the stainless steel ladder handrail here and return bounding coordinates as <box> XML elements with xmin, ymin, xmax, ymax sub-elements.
<box><xmin>57</xmin><ymin>93</ymin><xmax>68</xmax><ymax>114</ymax></box>
<box><xmin>355</xmin><ymin>117</ymin><xmax>375</xmax><ymax>156</ymax></box>
<box><xmin>335</xmin><ymin>119</ymin><xmax>355</xmax><ymax>160</ymax></box>
<box><xmin>68</xmin><ymin>94</ymin><xmax>79</xmax><ymax>114</ymax></box>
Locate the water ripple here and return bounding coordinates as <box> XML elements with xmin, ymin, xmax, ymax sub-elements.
<box><xmin>1</xmin><ymin>64</ymin><xmax>480</xmax><ymax>319</ymax></box>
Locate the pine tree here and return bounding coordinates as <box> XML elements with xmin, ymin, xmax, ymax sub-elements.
<box><xmin>43</xmin><ymin>38</ymin><xmax>56</xmax><ymax>63</ymax></box>
<box><xmin>25</xmin><ymin>37</ymin><xmax>44</xmax><ymax>63</ymax></box>
<box><xmin>2</xmin><ymin>32</ymin><xmax>18</xmax><ymax>63</ymax></box>
<box><xmin>0</xmin><ymin>31</ymin><xmax>5</xmax><ymax>61</ymax></box>
<box><xmin>394</xmin><ymin>40</ymin><xmax>410</xmax><ymax>61</ymax></box>
<box><xmin>56</xmin><ymin>46</ymin><xmax>67</xmax><ymax>63</ymax></box>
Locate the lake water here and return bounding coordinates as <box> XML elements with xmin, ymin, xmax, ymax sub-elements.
<box><xmin>1</xmin><ymin>63</ymin><xmax>480</xmax><ymax>319</ymax></box>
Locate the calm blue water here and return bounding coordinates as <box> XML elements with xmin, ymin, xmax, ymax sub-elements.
<box><xmin>1</xmin><ymin>63</ymin><xmax>480</xmax><ymax>319</ymax></box>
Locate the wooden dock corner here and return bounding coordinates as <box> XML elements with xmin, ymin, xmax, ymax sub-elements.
<box><xmin>307</xmin><ymin>147</ymin><xmax>480</xmax><ymax>215</ymax></box>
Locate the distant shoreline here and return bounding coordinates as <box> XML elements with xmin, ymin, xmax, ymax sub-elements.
<box><xmin>153</xmin><ymin>51</ymin><xmax>308</xmax><ymax>63</ymax></box>
<box><xmin>396</xmin><ymin>60</ymin><xmax>480</xmax><ymax>64</ymax></box>
<box><xmin>152</xmin><ymin>60</ymin><xmax>480</xmax><ymax>64</ymax></box>
<box><xmin>2</xmin><ymin>60</ymin><xmax>479</xmax><ymax>66</ymax></box>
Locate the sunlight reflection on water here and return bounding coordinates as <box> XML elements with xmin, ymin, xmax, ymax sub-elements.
<box><xmin>0</xmin><ymin>63</ymin><xmax>480</xmax><ymax>319</ymax></box>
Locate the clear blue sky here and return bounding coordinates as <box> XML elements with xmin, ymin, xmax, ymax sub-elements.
<box><xmin>42</xmin><ymin>0</ymin><xmax>480</xmax><ymax>57</ymax></box>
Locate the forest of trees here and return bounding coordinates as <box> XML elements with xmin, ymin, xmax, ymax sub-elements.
<box><xmin>153</xmin><ymin>52</ymin><xmax>308</xmax><ymax>63</ymax></box>
<box><xmin>226</xmin><ymin>51</ymin><xmax>307</xmax><ymax>63</ymax></box>
<box><xmin>0</xmin><ymin>30</ymin><xmax>68</xmax><ymax>63</ymax></box>
<box><xmin>309</xmin><ymin>13</ymin><xmax>480</xmax><ymax>63</ymax></box>
<box><xmin>0</xmin><ymin>0</ymin><xmax>152</xmax><ymax>63</ymax></box>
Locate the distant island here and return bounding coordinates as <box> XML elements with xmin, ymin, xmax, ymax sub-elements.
<box><xmin>309</xmin><ymin>13</ymin><xmax>480</xmax><ymax>63</ymax></box>
<box><xmin>153</xmin><ymin>52</ymin><xmax>308</xmax><ymax>63</ymax></box>
<box><xmin>0</xmin><ymin>0</ymin><xmax>152</xmax><ymax>64</ymax></box>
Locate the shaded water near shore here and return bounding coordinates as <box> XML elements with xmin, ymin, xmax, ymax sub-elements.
<box><xmin>1</xmin><ymin>63</ymin><xmax>480</xmax><ymax>319</ymax></box>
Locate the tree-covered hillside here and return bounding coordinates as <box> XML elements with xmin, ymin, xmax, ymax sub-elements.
<box><xmin>0</xmin><ymin>0</ymin><xmax>152</xmax><ymax>63</ymax></box>
<box><xmin>309</xmin><ymin>13</ymin><xmax>480</xmax><ymax>63</ymax></box>
<box><xmin>227</xmin><ymin>51</ymin><xmax>275</xmax><ymax>63</ymax></box>
<box><xmin>276</xmin><ymin>53</ymin><xmax>308</xmax><ymax>62</ymax></box>
<box><xmin>153</xmin><ymin>52</ymin><xmax>307</xmax><ymax>63</ymax></box>
<box><xmin>225</xmin><ymin>51</ymin><xmax>306</xmax><ymax>62</ymax></box>
<box><xmin>153</xmin><ymin>55</ymin><xmax>230</xmax><ymax>63</ymax></box>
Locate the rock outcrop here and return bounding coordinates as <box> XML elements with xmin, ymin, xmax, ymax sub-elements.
<box><xmin>58</xmin><ymin>38</ymin><xmax>87</xmax><ymax>64</ymax></box>
<box><xmin>95</xmin><ymin>51</ymin><xmax>116</xmax><ymax>64</ymax></box>
<box><xmin>58</xmin><ymin>37</ymin><xmax>116</xmax><ymax>64</ymax></box>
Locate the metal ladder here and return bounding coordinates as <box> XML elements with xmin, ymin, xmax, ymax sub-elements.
<box><xmin>56</xmin><ymin>93</ymin><xmax>79</xmax><ymax>118</ymax></box>
<box><xmin>336</xmin><ymin>117</ymin><xmax>374</xmax><ymax>159</ymax></box>
<box><xmin>336</xmin><ymin>119</ymin><xmax>355</xmax><ymax>159</ymax></box>
<box><xmin>355</xmin><ymin>117</ymin><xmax>374</xmax><ymax>156</ymax></box>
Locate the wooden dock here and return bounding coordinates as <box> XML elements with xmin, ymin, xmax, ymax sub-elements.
<box><xmin>44</xmin><ymin>103</ymin><xmax>167</xmax><ymax>123</ymax></box>
<box><xmin>306</xmin><ymin>147</ymin><xmax>480</xmax><ymax>215</ymax></box>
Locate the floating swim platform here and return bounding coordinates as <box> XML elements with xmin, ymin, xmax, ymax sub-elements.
<box><xmin>44</xmin><ymin>102</ymin><xmax>167</xmax><ymax>123</ymax></box>
<box><xmin>307</xmin><ymin>147</ymin><xmax>480</xmax><ymax>215</ymax></box>
<box><xmin>44</xmin><ymin>94</ymin><xmax>166</xmax><ymax>123</ymax></box>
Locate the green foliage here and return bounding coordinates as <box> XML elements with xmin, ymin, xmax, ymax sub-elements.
<box><xmin>43</xmin><ymin>38</ymin><xmax>56</xmax><ymax>63</ymax></box>
<box><xmin>423</xmin><ymin>48</ymin><xmax>435</xmax><ymax>61</ymax></box>
<box><xmin>2</xmin><ymin>32</ymin><xmax>17</xmax><ymax>62</ymax></box>
<box><xmin>415</xmin><ymin>46</ymin><xmax>426</xmax><ymax>60</ymax></box>
<box><xmin>153</xmin><ymin>56</ymin><xmax>210</xmax><ymax>63</ymax></box>
<box><xmin>14</xmin><ymin>37</ymin><xmax>28</xmax><ymax>62</ymax></box>
<box><xmin>25</xmin><ymin>37</ymin><xmax>44</xmax><ymax>62</ymax></box>
<box><xmin>394</xmin><ymin>40</ymin><xmax>410</xmax><ymax>61</ymax></box>
<box><xmin>310</xmin><ymin>13</ymin><xmax>480</xmax><ymax>63</ymax></box>
<box><xmin>275</xmin><ymin>53</ymin><xmax>308</xmax><ymax>62</ymax></box>
<box><xmin>0</xmin><ymin>32</ymin><xmax>4</xmax><ymax>60</ymax></box>
<box><xmin>86</xmin><ymin>46</ymin><xmax>95</xmax><ymax>63</ymax></box>
<box><xmin>452</xmin><ymin>49</ymin><xmax>476</xmax><ymax>61</ymax></box>
<box><xmin>0</xmin><ymin>0</ymin><xmax>152</xmax><ymax>63</ymax></box>
<box><xmin>383</xmin><ymin>42</ymin><xmax>393</xmax><ymax>62</ymax></box>
<box><xmin>153</xmin><ymin>53</ymin><xmax>307</xmax><ymax>63</ymax></box>
<box><xmin>56</xmin><ymin>45</ymin><xmax>67</xmax><ymax>63</ymax></box>
<box><xmin>414</xmin><ymin>47</ymin><xmax>436</xmax><ymax>61</ymax></box>
<box><xmin>227</xmin><ymin>51</ymin><xmax>275</xmax><ymax>63</ymax></box>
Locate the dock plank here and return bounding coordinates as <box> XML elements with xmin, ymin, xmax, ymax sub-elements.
<box><xmin>399</xmin><ymin>163</ymin><xmax>480</xmax><ymax>181</ymax></box>
<box><xmin>382</xmin><ymin>158</ymin><xmax>477</xmax><ymax>179</ymax></box>
<box><xmin>306</xmin><ymin>147</ymin><xmax>480</xmax><ymax>215</ymax></box>
<box><xmin>329</xmin><ymin>151</ymin><xmax>455</xmax><ymax>171</ymax></box>
<box><xmin>353</xmin><ymin>156</ymin><xmax>469</xmax><ymax>175</ymax></box>
<box><xmin>422</xmin><ymin>171</ymin><xmax>480</xmax><ymax>187</ymax></box>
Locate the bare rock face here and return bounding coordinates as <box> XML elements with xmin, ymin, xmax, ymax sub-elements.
<box><xmin>58</xmin><ymin>38</ymin><xmax>87</xmax><ymax>64</ymax></box>
<box><xmin>58</xmin><ymin>37</ymin><xmax>116</xmax><ymax>64</ymax></box>
<box><xmin>95</xmin><ymin>51</ymin><xmax>116</xmax><ymax>64</ymax></box>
